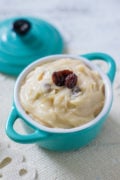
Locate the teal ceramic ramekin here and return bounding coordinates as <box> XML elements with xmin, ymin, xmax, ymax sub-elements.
<box><xmin>6</xmin><ymin>52</ymin><xmax>116</xmax><ymax>151</ymax></box>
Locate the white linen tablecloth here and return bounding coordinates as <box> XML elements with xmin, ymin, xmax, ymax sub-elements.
<box><xmin>0</xmin><ymin>0</ymin><xmax>120</xmax><ymax>179</ymax></box>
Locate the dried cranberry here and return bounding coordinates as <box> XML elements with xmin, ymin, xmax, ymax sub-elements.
<box><xmin>52</xmin><ymin>69</ymin><xmax>78</xmax><ymax>89</ymax></box>
<box><xmin>65</xmin><ymin>73</ymin><xmax>77</xmax><ymax>89</ymax></box>
<box><xmin>52</xmin><ymin>71</ymin><xmax>65</xmax><ymax>86</ymax></box>
<box><xmin>52</xmin><ymin>70</ymin><xmax>73</xmax><ymax>86</ymax></box>
<box><xmin>61</xmin><ymin>70</ymin><xmax>73</xmax><ymax>77</ymax></box>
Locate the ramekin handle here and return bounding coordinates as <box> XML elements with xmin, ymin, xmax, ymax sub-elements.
<box><xmin>6</xmin><ymin>106</ymin><xmax>49</xmax><ymax>143</ymax></box>
<box><xmin>81</xmin><ymin>52</ymin><xmax>116</xmax><ymax>83</ymax></box>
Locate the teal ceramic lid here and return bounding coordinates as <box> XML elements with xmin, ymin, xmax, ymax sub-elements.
<box><xmin>0</xmin><ymin>16</ymin><xmax>64</xmax><ymax>76</ymax></box>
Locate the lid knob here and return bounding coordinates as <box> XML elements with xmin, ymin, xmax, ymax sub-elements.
<box><xmin>12</xmin><ymin>19</ymin><xmax>31</xmax><ymax>35</ymax></box>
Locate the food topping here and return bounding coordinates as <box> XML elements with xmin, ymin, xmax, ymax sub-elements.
<box><xmin>65</xmin><ymin>73</ymin><xmax>77</xmax><ymax>89</ymax></box>
<box><xmin>52</xmin><ymin>69</ymin><xmax>77</xmax><ymax>89</ymax></box>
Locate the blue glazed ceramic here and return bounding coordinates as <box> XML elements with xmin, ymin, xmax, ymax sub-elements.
<box><xmin>0</xmin><ymin>16</ymin><xmax>64</xmax><ymax>76</ymax></box>
<box><xmin>6</xmin><ymin>52</ymin><xmax>116</xmax><ymax>151</ymax></box>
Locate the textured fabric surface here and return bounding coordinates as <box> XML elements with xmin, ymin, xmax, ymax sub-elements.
<box><xmin>0</xmin><ymin>0</ymin><xmax>120</xmax><ymax>179</ymax></box>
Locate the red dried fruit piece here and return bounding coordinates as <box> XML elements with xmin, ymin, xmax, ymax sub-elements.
<box><xmin>65</xmin><ymin>73</ymin><xmax>77</xmax><ymax>89</ymax></box>
<box><xmin>61</xmin><ymin>70</ymin><xmax>73</xmax><ymax>77</ymax></box>
<box><xmin>52</xmin><ymin>70</ymin><xmax>73</xmax><ymax>86</ymax></box>
<box><xmin>52</xmin><ymin>71</ymin><xmax>65</xmax><ymax>86</ymax></box>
